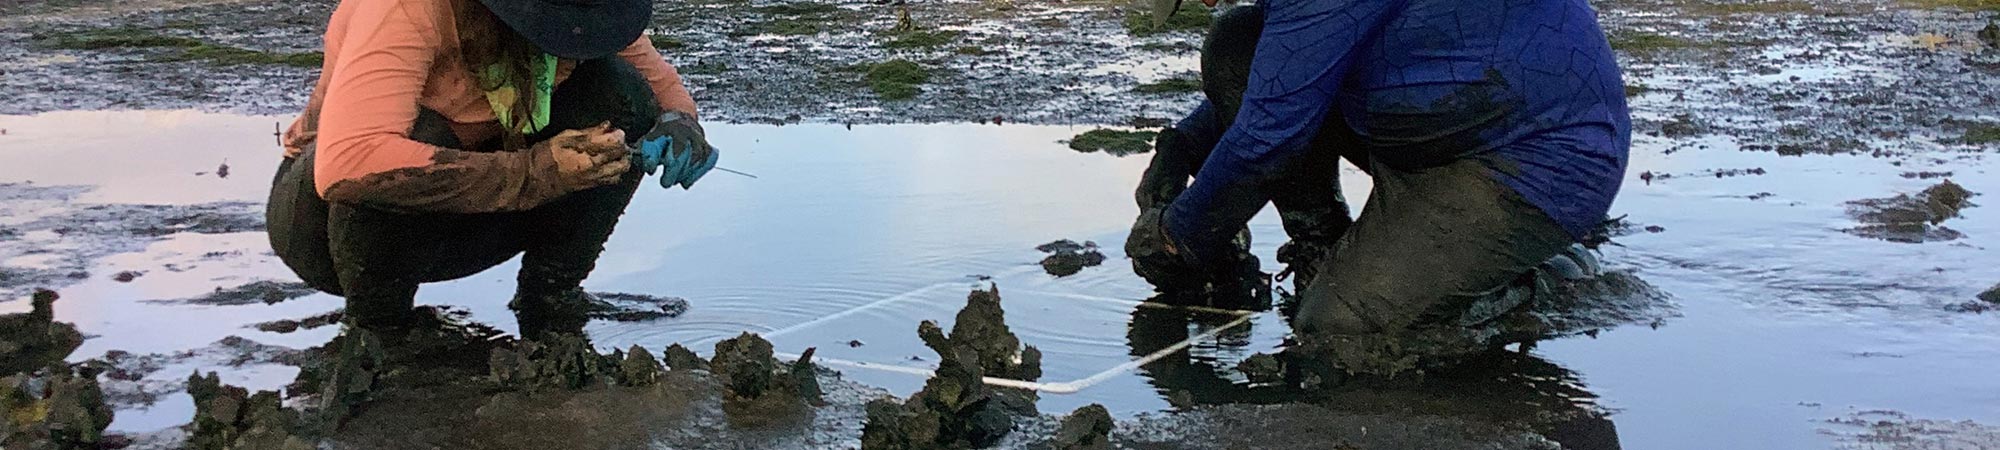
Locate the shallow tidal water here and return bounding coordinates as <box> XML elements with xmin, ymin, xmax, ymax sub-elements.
<box><xmin>0</xmin><ymin>110</ymin><xmax>1995</xmax><ymax>449</ymax></box>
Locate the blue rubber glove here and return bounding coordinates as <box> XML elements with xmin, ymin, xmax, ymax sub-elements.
<box><xmin>634</xmin><ymin>111</ymin><xmax>718</xmax><ymax>189</ymax></box>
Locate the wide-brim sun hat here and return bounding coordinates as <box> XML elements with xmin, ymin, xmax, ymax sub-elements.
<box><xmin>477</xmin><ymin>0</ymin><xmax>654</xmax><ymax>60</ymax></box>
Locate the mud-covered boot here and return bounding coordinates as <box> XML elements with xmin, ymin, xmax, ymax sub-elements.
<box><xmin>510</xmin><ymin>287</ymin><xmax>597</xmax><ymax>341</ymax></box>
<box><xmin>1454</xmin><ymin>243</ymin><xmax>1603</xmax><ymax>329</ymax></box>
<box><xmin>1274</xmin><ymin>238</ymin><xmax>1338</xmax><ymax>292</ymax></box>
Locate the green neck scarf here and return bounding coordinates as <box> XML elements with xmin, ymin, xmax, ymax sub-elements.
<box><xmin>481</xmin><ymin>54</ymin><xmax>557</xmax><ymax>134</ymax></box>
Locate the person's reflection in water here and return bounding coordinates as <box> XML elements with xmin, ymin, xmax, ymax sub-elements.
<box><xmin>1127</xmin><ymin>298</ymin><xmax>1623</xmax><ymax>450</ymax></box>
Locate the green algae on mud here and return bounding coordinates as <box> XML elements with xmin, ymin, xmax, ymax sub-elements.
<box><xmin>1902</xmin><ymin>0</ymin><xmax>2000</xmax><ymax>11</ymax></box>
<box><xmin>1123</xmin><ymin>2</ymin><xmax>1211</xmax><ymax>36</ymax></box>
<box><xmin>866</xmin><ymin>59</ymin><xmax>933</xmax><ymax>101</ymax></box>
<box><xmin>1134</xmin><ymin>75</ymin><xmax>1202</xmax><ymax>94</ymax></box>
<box><xmin>882</xmin><ymin>29</ymin><xmax>964</xmax><ymax>49</ymax></box>
<box><xmin>1957</xmin><ymin>121</ymin><xmax>2000</xmax><ymax>146</ymax></box>
<box><xmin>33</xmin><ymin>27</ymin><xmax>322</xmax><ymax>67</ymax></box>
<box><xmin>1066</xmin><ymin>129</ymin><xmax>1157</xmax><ymax>156</ymax></box>
<box><xmin>650</xmin><ymin>34</ymin><xmax>687</xmax><ymax>50</ymax></box>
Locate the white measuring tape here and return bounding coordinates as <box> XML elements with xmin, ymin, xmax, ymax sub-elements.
<box><xmin>751</xmin><ymin>279</ymin><xmax>1262</xmax><ymax>395</ymax></box>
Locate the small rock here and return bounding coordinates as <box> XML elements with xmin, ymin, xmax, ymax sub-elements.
<box><xmin>1236</xmin><ymin>353</ymin><xmax>1284</xmax><ymax>384</ymax></box>
<box><xmin>187</xmin><ymin>371</ymin><xmax>314</xmax><ymax>450</ymax></box>
<box><xmin>112</xmin><ymin>271</ymin><xmax>143</xmax><ymax>282</ymax></box>
<box><xmin>1037</xmin><ymin>240</ymin><xmax>1108</xmax><ymax>277</ymax></box>
<box><xmin>0</xmin><ymin>289</ymin><xmax>85</xmax><ymax>375</ymax></box>
<box><xmin>1051</xmin><ymin>404</ymin><xmax>1114</xmax><ymax>450</ymax></box>
<box><xmin>847</xmin><ymin>340</ymin><xmax>866</xmax><ymax>348</ymax></box>
<box><xmin>489</xmin><ymin>333</ymin><xmax>616</xmax><ymax>390</ymax></box>
<box><xmin>661</xmin><ymin>343</ymin><xmax>708</xmax><ymax>371</ymax></box>
<box><xmin>3</xmin><ymin>365</ymin><xmax>116</xmax><ymax>448</ymax></box>
<box><xmin>711</xmin><ymin>333</ymin><xmax>778</xmax><ymax>400</ymax></box>
<box><xmin>617</xmin><ymin>345</ymin><xmax>664</xmax><ymax>387</ymax></box>
<box><xmin>708</xmin><ymin>333</ymin><xmax>823</xmax><ymax>424</ymax></box>
<box><xmin>1978</xmin><ymin>283</ymin><xmax>1999</xmax><ymax>304</ymax></box>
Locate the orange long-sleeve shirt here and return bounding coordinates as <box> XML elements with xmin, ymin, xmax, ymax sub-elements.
<box><xmin>283</xmin><ymin>0</ymin><xmax>696</xmax><ymax>213</ymax></box>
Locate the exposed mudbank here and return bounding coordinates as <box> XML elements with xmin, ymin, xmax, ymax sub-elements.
<box><xmin>1844</xmin><ymin>179</ymin><xmax>1978</xmax><ymax>243</ymax></box>
<box><xmin>0</xmin><ymin>182</ymin><xmax>266</xmax><ymax>300</ymax></box>
<box><xmin>170</xmin><ymin>280</ymin><xmax>316</xmax><ymax>306</ymax></box>
<box><xmin>587</xmin><ymin>291</ymin><xmax>692</xmax><ymax>322</ymax></box>
<box><xmin>250</xmin><ymin>310</ymin><xmax>342</xmax><ymax>334</ymax></box>
<box><xmin>1821</xmin><ymin>410</ymin><xmax>2000</xmax><ymax>450</ymax></box>
<box><xmin>88</xmin><ymin>336</ymin><xmax>307</xmax><ymax>411</ymax></box>
<box><xmin>0</xmin><ymin>0</ymin><xmax>1208</xmax><ymax>124</ymax></box>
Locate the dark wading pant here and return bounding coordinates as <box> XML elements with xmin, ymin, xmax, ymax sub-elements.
<box><xmin>1192</xmin><ymin>5</ymin><xmax>1575</xmax><ymax>336</ymax></box>
<box><xmin>266</xmin><ymin>58</ymin><xmax>661</xmax><ymax>333</ymax></box>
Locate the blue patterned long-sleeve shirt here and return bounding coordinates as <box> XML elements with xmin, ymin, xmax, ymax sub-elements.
<box><xmin>1166</xmin><ymin>0</ymin><xmax>1631</xmax><ymax>264</ymax></box>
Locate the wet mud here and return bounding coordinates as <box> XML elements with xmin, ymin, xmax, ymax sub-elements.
<box><xmin>0</xmin><ymin>182</ymin><xmax>266</xmax><ymax>300</ymax></box>
<box><xmin>1844</xmin><ymin>179</ymin><xmax>1979</xmax><ymax>243</ymax></box>
<box><xmin>87</xmin><ymin>336</ymin><xmax>307</xmax><ymax>411</ymax></box>
<box><xmin>1821</xmin><ymin>410</ymin><xmax>2000</xmax><ymax>450</ymax></box>
<box><xmin>250</xmin><ymin>310</ymin><xmax>342</xmax><ymax>334</ymax></box>
<box><xmin>1036</xmin><ymin>240</ymin><xmax>1106</xmax><ymax>277</ymax></box>
<box><xmin>1283</xmin><ymin>246</ymin><xmax>1677</xmax><ymax>380</ymax></box>
<box><xmin>586</xmin><ymin>291</ymin><xmax>692</xmax><ymax>322</ymax></box>
<box><xmin>0</xmin><ymin>0</ymin><xmax>1207</xmax><ymax>124</ymax></box>
<box><xmin>170</xmin><ymin>280</ymin><xmax>315</xmax><ymax>306</ymax></box>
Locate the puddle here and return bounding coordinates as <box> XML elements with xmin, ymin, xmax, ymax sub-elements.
<box><xmin>0</xmin><ymin>111</ymin><xmax>1996</xmax><ymax>449</ymax></box>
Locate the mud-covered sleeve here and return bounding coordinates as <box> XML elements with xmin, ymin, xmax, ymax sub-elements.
<box><xmin>314</xmin><ymin>0</ymin><xmax>572</xmax><ymax>214</ymax></box>
<box><xmin>617</xmin><ymin>36</ymin><xmax>699</xmax><ymax>118</ymax></box>
<box><xmin>1166</xmin><ymin>0</ymin><xmax>1402</xmax><ymax>265</ymax></box>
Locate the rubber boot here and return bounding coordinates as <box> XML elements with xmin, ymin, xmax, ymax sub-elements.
<box><xmin>510</xmin><ymin>287</ymin><xmax>597</xmax><ymax>341</ymax></box>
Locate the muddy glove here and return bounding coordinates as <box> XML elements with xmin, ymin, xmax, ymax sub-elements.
<box><xmin>1127</xmin><ymin>207</ymin><xmax>1207</xmax><ymax>292</ymax></box>
<box><xmin>634</xmin><ymin>111</ymin><xmax>718</xmax><ymax>189</ymax></box>
<box><xmin>547</xmin><ymin>123</ymin><xmax>633</xmax><ymax>192</ymax></box>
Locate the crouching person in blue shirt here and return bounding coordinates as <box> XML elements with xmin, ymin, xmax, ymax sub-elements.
<box><xmin>1127</xmin><ymin>0</ymin><xmax>1631</xmax><ymax>345</ymax></box>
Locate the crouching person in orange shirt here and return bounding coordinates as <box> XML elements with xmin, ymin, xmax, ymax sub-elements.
<box><xmin>267</xmin><ymin>0</ymin><xmax>717</xmax><ymax>343</ymax></box>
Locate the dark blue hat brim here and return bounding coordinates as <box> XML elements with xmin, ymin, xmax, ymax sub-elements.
<box><xmin>476</xmin><ymin>0</ymin><xmax>653</xmax><ymax>60</ymax></box>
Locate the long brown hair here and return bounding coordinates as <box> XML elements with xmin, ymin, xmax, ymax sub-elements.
<box><xmin>453</xmin><ymin>0</ymin><xmax>542</xmax><ymax>150</ymax></box>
